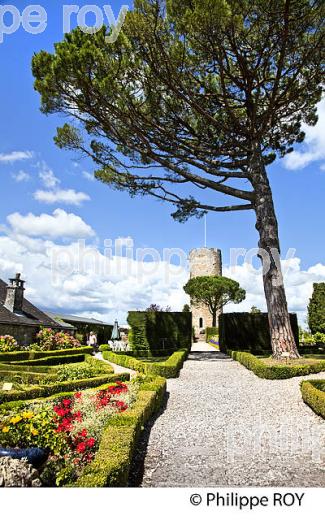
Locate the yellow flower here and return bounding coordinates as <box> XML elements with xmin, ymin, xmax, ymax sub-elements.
<box><xmin>30</xmin><ymin>428</ymin><xmax>39</xmax><ymax>436</ymax></box>
<box><xmin>2</xmin><ymin>426</ymin><xmax>9</xmax><ymax>433</ymax></box>
<box><xmin>22</xmin><ymin>411</ymin><xmax>34</xmax><ymax>420</ymax></box>
<box><xmin>10</xmin><ymin>415</ymin><xmax>22</xmax><ymax>424</ymax></box>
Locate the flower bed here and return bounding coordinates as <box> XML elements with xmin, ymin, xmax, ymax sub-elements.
<box><xmin>0</xmin><ymin>358</ymin><xmax>120</xmax><ymax>404</ymax></box>
<box><xmin>230</xmin><ymin>350</ymin><xmax>325</xmax><ymax>379</ymax></box>
<box><xmin>74</xmin><ymin>375</ymin><xmax>166</xmax><ymax>487</ymax></box>
<box><xmin>209</xmin><ymin>338</ymin><xmax>219</xmax><ymax>349</ymax></box>
<box><xmin>300</xmin><ymin>380</ymin><xmax>325</xmax><ymax>419</ymax></box>
<box><xmin>0</xmin><ymin>330</ymin><xmax>83</xmax><ymax>355</ymax></box>
<box><xmin>0</xmin><ymin>380</ymin><xmax>136</xmax><ymax>486</ymax></box>
<box><xmin>102</xmin><ymin>349</ymin><xmax>188</xmax><ymax>378</ymax></box>
<box><xmin>0</xmin><ymin>373</ymin><xmax>129</xmax><ymax>404</ymax></box>
<box><xmin>34</xmin><ymin>328</ymin><xmax>82</xmax><ymax>351</ymax></box>
<box><xmin>0</xmin><ymin>336</ymin><xmax>18</xmax><ymax>353</ymax></box>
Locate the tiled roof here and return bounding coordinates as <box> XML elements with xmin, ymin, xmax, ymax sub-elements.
<box><xmin>0</xmin><ymin>279</ymin><xmax>69</xmax><ymax>329</ymax></box>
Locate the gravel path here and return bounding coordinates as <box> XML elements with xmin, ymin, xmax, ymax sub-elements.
<box><xmin>138</xmin><ymin>343</ymin><xmax>325</xmax><ymax>487</ymax></box>
<box><xmin>94</xmin><ymin>352</ymin><xmax>136</xmax><ymax>377</ymax></box>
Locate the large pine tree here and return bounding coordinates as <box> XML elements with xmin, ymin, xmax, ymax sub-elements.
<box><xmin>32</xmin><ymin>0</ymin><xmax>324</xmax><ymax>358</ymax></box>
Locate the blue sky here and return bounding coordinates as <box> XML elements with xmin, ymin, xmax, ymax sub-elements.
<box><xmin>0</xmin><ymin>1</ymin><xmax>324</xmax><ymax>325</ymax></box>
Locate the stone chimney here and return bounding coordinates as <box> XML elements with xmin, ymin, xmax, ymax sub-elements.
<box><xmin>4</xmin><ymin>273</ymin><xmax>25</xmax><ymax>313</ymax></box>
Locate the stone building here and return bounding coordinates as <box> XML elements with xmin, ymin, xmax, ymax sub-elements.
<box><xmin>188</xmin><ymin>248</ymin><xmax>222</xmax><ymax>339</ymax></box>
<box><xmin>0</xmin><ymin>273</ymin><xmax>70</xmax><ymax>346</ymax></box>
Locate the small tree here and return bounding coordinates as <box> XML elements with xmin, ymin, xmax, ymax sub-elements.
<box><xmin>250</xmin><ymin>306</ymin><xmax>262</xmax><ymax>314</ymax></box>
<box><xmin>184</xmin><ymin>276</ymin><xmax>245</xmax><ymax>327</ymax></box>
<box><xmin>308</xmin><ymin>283</ymin><xmax>325</xmax><ymax>334</ymax></box>
<box><xmin>182</xmin><ymin>303</ymin><xmax>190</xmax><ymax>312</ymax></box>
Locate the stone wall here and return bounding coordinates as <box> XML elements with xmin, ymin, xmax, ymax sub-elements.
<box><xmin>189</xmin><ymin>248</ymin><xmax>222</xmax><ymax>338</ymax></box>
<box><xmin>0</xmin><ymin>324</ymin><xmax>39</xmax><ymax>346</ymax></box>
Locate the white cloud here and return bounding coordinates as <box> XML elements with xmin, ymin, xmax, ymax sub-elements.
<box><xmin>284</xmin><ymin>98</ymin><xmax>325</xmax><ymax>170</ymax></box>
<box><xmin>0</xmin><ymin>233</ymin><xmax>188</xmax><ymax>325</ymax></box>
<box><xmin>6</xmin><ymin>209</ymin><xmax>95</xmax><ymax>239</ymax></box>
<box><xmin>0</xmin><ymin>151</ymin><xmax>34</xmax><ymax>163</ymax></box>
<box><xmin>82</xmin><ymin>171</ymin><xmax>95</xmax><ymax>182</ymax></box>
<box><xmin>224</xmin><ymin>257</ymin><xmax>325</xmax><ymax>326</ymax></box>
<box><xmin>37</xmin><ymin>161</ymin><xmax>60</xmax><ymax>188</ymax></box>
<box><xmin>34</xmin><ymin>189</ymin><xmax>90</xmax><ymax>206</ymax></box>
<box><xmin>0</xmin><ymin>211</ymin><xmax>324</xmax><ymax>326</ymax></box>
<box><xmin>12</xmin><ymin>170</ymin><xmax>31</xmax><ymax>182</ymax></box>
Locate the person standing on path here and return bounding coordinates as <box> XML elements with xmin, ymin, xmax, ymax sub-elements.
<box><xmin>88</xmin><ymin>331</ymin><xmax>98</xmax><ymax>353</ymax></box>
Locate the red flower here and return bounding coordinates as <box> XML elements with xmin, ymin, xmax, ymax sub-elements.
<box><xmin>115</xmin><ymin>400</ymin><xmax>128</xmax><ymax>411</ymax></box>
<box><xmin>87</xmin><ymin>437</ymin><xmax>96</xmax><ymax>448</ymax></box>
<box><xmin>76</xmin><ymin>442</ymin><xmax>87</xmax><ymax>453</ymax></box>
<box><xmin>74</xmin><ymin>392</ymin><xmax>82</xmax><ymax>399</ymax></box>
<box><xmin>55</xmin><ymin>407</ymin><xmax>69</xmax><ymax>417</ymax></box>
<box><xmin>61</xmin><ymin>418</ymin><xmax>72</xmax><ymax>430</ymax></box>
<box><xmin>63</xmin><ymin>399</ymin><xmax>71</xmax><ymax>407</ymax></box>
<box><xmin>73</xmin><ymin>410</ymin><xmax>83</xmax><ymax>422</ymax></box>
<box><xmin>81</xmin><ymin>428</ymin><xmax>88</xmax><ymax>438</ymax></box>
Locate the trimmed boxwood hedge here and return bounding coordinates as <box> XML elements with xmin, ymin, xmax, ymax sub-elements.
<box><xmin>0</xmin><ymin>346</ymin><xmax>93</xmax><ymax>362</ymax></box>
<box><xmin>220</xmin><ymin>313</ymin><xmax>299</xmax><ymax>354</ymax></box>
<box><xmin>8</xmin><ymin>353</ymin><xmax>86</xmax><ymax>366</ymax></box>
<box><xmin>126</xmin><ymin>349</ymin><xmax>175</xmax><ymax>357</ymax></box>
<box><xmin>0</xmin><ymin>369</ymin><xmax>54</xmax><ymax>384</ymax></box>
<box><xmin>300</xmin><ymin>380</ymin><xmax>325</xmax><ymax>419</ymax></box>
<box><xmin>127</xmin><ymin>311</ymin><xmax>192</xmax><ymax>355</ymax></box>
<box><xmin>230</xmin><ymin>350</ymin><xmax>325</xmax><ymax>379</ymax></box>
<box><xmin>73</xmin><ymin>375</ymin><xmax>166</xmax><ymax>487</ymax></box>
<box><xmin>0</xmin><ymin>363</ymin><xmax>56</xmax><ymax>374</ymax></box>
<box><xmin>102</xmin><ymin>349</ymin><xmax>188</xmax><ymax>378</ymax></box>
<box><xmin>0</xmin><ymin>372</ymin><xmax>130</xmax><ymax>404</ymax></box>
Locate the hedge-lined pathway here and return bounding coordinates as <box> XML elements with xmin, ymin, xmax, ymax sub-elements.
<box><xmin>94</xmin><ymin>352</ymin><xmax>136</xmax><ymax>377</ymax></box>
<box><xmin>139</xmin><ymin>343</ymin><xmax>325</xmax><ymax>487</ymax></box>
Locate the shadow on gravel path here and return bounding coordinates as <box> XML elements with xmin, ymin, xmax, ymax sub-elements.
<box><xmin>128</xmin><ymin>392</ymin><xmax>170</xmax><ymax>487</ymax></box>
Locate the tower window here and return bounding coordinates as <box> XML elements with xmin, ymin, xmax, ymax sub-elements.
<box><xmin>199</xmin><ymin>317</ymin><xmax>203</xmax><ymax>328</ymax></box>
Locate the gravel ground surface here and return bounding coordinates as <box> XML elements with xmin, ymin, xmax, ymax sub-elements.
<box><xmin>135</xmin><ymin>343</ymin><xmax>325</xmax><ymax>487</ymax></box>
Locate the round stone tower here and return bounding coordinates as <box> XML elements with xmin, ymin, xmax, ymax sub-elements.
<box><xmin>188</xmin><ymin>248</ymin><xmax>222</xmax><ymax>339</ymax></box>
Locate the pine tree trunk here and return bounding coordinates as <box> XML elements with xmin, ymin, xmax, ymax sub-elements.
<box><xmin>212</xmin><ymin>312</ymin><xmax>217</xmax><ymax>327</ymax></box>
<box><xmin>251</xmin><ymin>150</ymin><xmax>300</xmax><ymax>359</ymax></box>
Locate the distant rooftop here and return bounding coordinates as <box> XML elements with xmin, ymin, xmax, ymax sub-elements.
<box><xmin>0</xmin><ymin>278</ymin><xmax>70</xmax><ymax>329</ymax></box>
<box><xmin>44</xmin><ymin>311</ymin><xmax>112</xmax><ymax>327</ymax></box>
